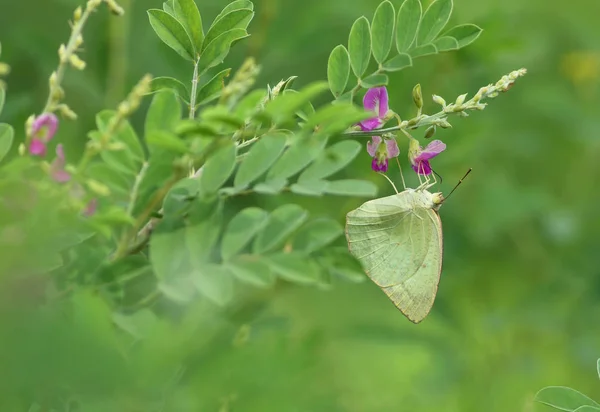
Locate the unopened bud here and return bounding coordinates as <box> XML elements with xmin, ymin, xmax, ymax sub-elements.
<box><xmin>424</xmin><ymin>125</ymin><xmax>436</xmax><ymax>139</ymax></box>
<box><xmin>49</xmin><ymin>71</ymin><xmax>58</xmax><ymax>87</ymax></box>
<box><xmin>25</xmin><ymin>115</ymin><xmax>35</xmax><ymax>136</ymax></box>
<box><xmin>107</xmin><ymin>142</ymin><xmax>126</xmax><ymax>151</ymax></box>
<box><xmin>58</xmin><ymin>44</ymin><xmax>67</xmax><ymax>62</ymax></box>
<box><xmin>438</xmin><ymin>119</ymin><xmax>452</xmax><ymax>129</ymax></box>
<box><xmin>18</xmin><ymin>142</ymin><xmax>26</xmax><ymax>156</ymax></box>
<box><xmin>73</xmin><ymin>6</ymin><xmax>83</xmax><ymax>22</ymax></box>
<box><xmin>75</xmin><ymin>34</ymin><xmax>84</xmax><ymax>48</ymax></box>
<box><xmin>86</xmin><ymin>179</ymin><xmax>111</xmax><ymax>197</ymax></box>
<box><xmin>87</xmin><ymin>0</ymin><xmax>102</xmax><ymax>10</ymax></box>
<box><xmin>117</xmin><ymin>101</ymin><xmax>131</xmax><ymax>116</ymax></box>
<box><xmin>106</xmin><ymin>0</ymin><xmax>125</xmax><ymax>16</ymax></box>
<box><xmin>455</xmin><ymin>93</ymin><xmax>468</xmax><ymax>106</ymax></box>
<box><xmin>432</xmin><ymin>94</ymin><xmax>446</xmax><ymax>107</ymax></box>
<box><xmin>0</xmin><ymin>62</ymin><xmax>10</xmax><ymax>76</ymax></box>
<box><xmin>58</xmin><ymin>104</ymin><xmax>77</xmax><ymax>120</ymax></box>
<box><xmin>412</xmin><ymin>84</ymin><xmax>423</xmax><ymax>110</ymax></box>
<box><xmin>69</xmin><ymin>54</ymin><xmax>86</xmax><ymax>70</ymax></box>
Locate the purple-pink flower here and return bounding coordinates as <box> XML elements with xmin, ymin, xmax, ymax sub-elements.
<box><xmin>29</xmin><ymin>113</ymin><xmax>59</xmax><ymax>157</ymax></box>
<box><xmin>408</xmin><ymin>138</ymin><xmax>446</xmax><ymax>175</ymax></box>
<box><xmin>367</xmin><ymin>136</ymin><xmax>399</xmax><ymax>173</ymax></box>
<box><xmin>49</xmin><ymin>144</ymin><xmax>72</xmax><ymax>183</ymax></box>
<box><xmin>359</xmin><ymin>87</ymin><xmax>389</xmax><ymax>131</ymax></box>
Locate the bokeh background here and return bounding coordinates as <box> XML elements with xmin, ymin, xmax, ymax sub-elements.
<box><xmin>1</xmin><ymin>0</ymin><xmax>600</xmax><ymax>410</ymax></box>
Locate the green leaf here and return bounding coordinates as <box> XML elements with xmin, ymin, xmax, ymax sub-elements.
<box><xmin>382</xmin><ymin>53</ymin><xmax>412</xmax><ymax>71</ymax></box>
<box><xmin>196</xmin><ymin>68</ymin><xmax>231</xmax><ymax>106</ymax></box>
<box><xmin>0</xmin><ymin>88</ymin><xmax>5</xmax><ymax>116</ymax></box>
<box><xmin>149</xmin><ymin>219</ymin><xmax>188</xmax><ymax>280</ymax></box>
<box><xmin>163</xmin><ymin>0</ymin><xmax>175</xmax><ymax>15</ymax></box>
<box><xmin>192</xmin><ymin>263</ymin><xmax>234</xmax><ymax>306</ymax></box>
<box><xmin>197</xmin><ymin>28</ymin><xmax>249</xmax><ymax>74</ymax></box>
<box><xmin>253</xmin><ymin>178</ymin><xmax>287</xmax><ymax>194</ymax></box>
<box><xmin>253</xmin><ymin>204</ymin><xmax>308</xmax><ymax>253</ymax></box>
<box><xmin>325</xmin><ymin>179</ymin><xmax>378</xmax><ymax>197</ymax></box>
<box><xmin>416</xmin><ymin>0</ymin><xmax>453</xmax><ymax>46</ymax></box>
<box><xmin>360</xmin><ymin>73</ymin><xmax>388</xmax><ymax>88</ymax></box>
<box><xmin>86</xmin><ymin>163</ymin><xmax>131</xmax><ymax>199</ymax></box>
<box><xmin>301</xmin><ymin>102</ymin><xmax>371</xmax><ymax>136</ymax></box>
<box><xmin>265</xmin><ymin>252</ymin><xmax>320</xmax><ymax>284</ymax></box>
<box><xmin>203</xmin><ymin>9</ymin><xmax>254</xmax><ymax>50</ymax></box>
<box><xmin>597</xmin><ymin>358</ymin><xmax>600</xmax><ymax>379</ymax></box>
<box><xmin>442</xmin><ymin>24</ymin><xmax>483</xmax><ymax>48</ymax></box>
<box><xmin>266</xmin><ymin>136</ymin><xmax>329</xmax><ymax>180</ymax></box>
<box><xmin>327</xmin><ymin>45</ymin><xmax>351</xmax><ymax>98</ymax></box>
<box><xmin>410</xmin><ymin>43</ymin><xmax>438</xmax><ymax>58</ymax></box>
<box><xmin>395</xmin><ymin>0</ymin><xmax>421</xmax><ymax>52</ymax></box>
<box><xmin>434</xmin><ymin>36</ymin><xmax>459</xmax><ymax>52</ymax></box>
<box><xmin>292</xmin><ymin>218</ymin><xmax>343</xmax><ymax>253</ymax></box>
<box><xmin>159</xmin><ymin>277</ymin><xmax>196</xmax><ymax>303</ymax></box>
<box><xmin>371</xmin><ymin>1</ymin><xmax>395</xmax><ymax>64</ymax></box>
<box><xmin>265</xmin><ymin>81</ymin><xmax>328</xmax><ymax>124</ymax></box>
<box><xmin>200</xmin><ymin>141</ymin><xmax>236</xmax><ymax>194</ymax></box>
<box><xmin>145</xmin><ymin>89</ymin><xmax>182</xmax><ymax>134</ymax></box>
<box><xmin>0</xmin><ymin>123</ymin><xmax>14</xmax><ymax>164</ymax></box>
<box><xmin>348</xmin><ymin>16</ymin><xmax>371</xmax><ymax>79</ymax></box>
<box><xmin>290</xmin><ymin>180</ymin><xmax>329</xmax><ymax>196</ymax></box>
<box><xmin>234</xmin><ymin>133</ymin><xmax>287</xmax><ymax>188</ymax></box>
<box><xmin>174</xmin><ymin>0</ymin><xmax>204</xmax><ymax>55</ymax></box>
<box><xmin>215</xmin><ymin>0</ymin><xmax>254</xmax><ymax>22</ymax></box>
<box><xmin>299</xmin><ymin>140</ymin><xmax>361</xmax><ymax>181</ymax></box>
<box><xmin>535</xmin><ymin>386</ymin><xmax>600</xmax><ymax>411</ymax></box>
<box><xmin>149</xmin><ymin>76</ymin><xmax>190</xmax><ymax>101</ymax></box>
<box><xmin>147</xmin><ymin>9</ymin><xmax>195</xmax><ymax>61</ymax></box>
<box><xmin>146</xmin><ymin>130</ymin><xmax>189</xmax><ymax>154</ymax></box>
<box><xmin>186</xmin><ymin>197</ymin><xmax>223</xmax><ymax>263</ymax></box>
<box><xmin>574</xmin><ymin>407</ymin><xmax>600</xmax><ymax>412</ymax></box>
<box><xmin>162</xmin><ymin>177</ymin><xmax>200</xmax><ymax>216</ymax></box>
<box><xmin>226</xmin><ymin>254</ymin><xmax>275</xmax><ymax>288</ymax></box>
<box><xmin>221</xmin><ymin>207</ymin><xmax>269</xmax><ymax>260</ymax></box>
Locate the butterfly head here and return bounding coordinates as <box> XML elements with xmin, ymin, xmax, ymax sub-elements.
<box><xmin>431</xmin><ymin>192</ymin><xmax>444</xmax><ymax>211</ymax></box>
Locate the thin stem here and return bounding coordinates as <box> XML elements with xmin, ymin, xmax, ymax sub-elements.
<box><xmin>126</xmin><ymin>161</ymin><xmax>148</xmax><ymax>215</ymax></box>
<box><xmin>42</xmin><ymin>2</ymin><xmax>98</xmax><ymax>114</ymax></box>
<box><xmin>189</xmin><ymin>59</ymin><xmax>200</xmax><ymax>119</ymax></box>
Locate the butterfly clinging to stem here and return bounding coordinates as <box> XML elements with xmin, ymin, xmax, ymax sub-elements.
<box><xmin>345</xmin><ymin>167</ymin><xmax>471</xmax><ymax>323</ymax></box>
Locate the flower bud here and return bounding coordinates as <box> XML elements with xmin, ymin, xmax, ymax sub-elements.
<box><xmin>18</xmin><ymin>143</ymin><xmax>26</xmax><ymax>156</ymax></box>
<box><xmin>424</xmin><ymin>125</ymin><xmax>436</xmax><ymax>139</ymax></box>
<box><xmin>69</xmin><ymin>54</ymin><xmax>86</xmax><ymax>70</ymax></box>
<box><xmin>0</xmin><ymin>62</ymin><xmax>10</xmax><ymax>76</ymax></box>
<box><xmin>75</xmin><ymin>34</ymin><xmax>84</xmax><ymax>48</ymax></box>
<box><xmin>86</xmin><ymin>179</ymin><xmax>111</xmax><ymax>197</ymax></box>
<box><xmin>412</xmin><ymin>84</ymin><xmax>423</xmax><ymax>110</ymax></box>
<box><xmin>73</xmin><ymin>6</ymin><xmax>83</xmax><ymax>22</ymax></box>
<box><xmin>438</xmin><ymin>119</ymin><xmax>452</xmax><ymax>129</ymax></box>
<box><xmin>455</xmin><ymin>93</ymin><xmax>468</xmax><ymax>106</ymax></box>
<box><xmin>106</xmin><ymin>0</ymin><xmax>125</xmax><ymax>16</ymax></box>
<box><xmin>432</xmin><ymin>94</ymin><xmax>446</xmax><ymax>107</ymax></box>
<box><xmin>58</xmin><ymin>104</ymin><xmax>77</xmax><ymax>120</ymax></box>
<box><xmin>58</xmin><ymin>44</ymin><xmax>67</xmax><ymax>62</ymax></box>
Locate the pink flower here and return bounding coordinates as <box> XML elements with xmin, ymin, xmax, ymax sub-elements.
<box><xmin>29</xmin><ymin>113</ymin><xmax>59</xmax><ymax>157</ymax></box>
<box><xmin>408</xmin><ymin>138</ymin><xmax>446</xmax><ymax>175</ymax></box>
<box><xmin>367</xmin><ymin>136</ymin><xmax>399</xmax><ymax>173</ymax></box>
<box><xmin>359</xmin><ymin>87</ymin><xmax>389</xmax><ymax>131</ymax></box>
<box><xmin>49</xmin><ymin>144</ymin><xmax>71</xmax><ymax>183</ymax></box>
<box><xmin>83</xmin><ymin>198</ymin><xmax>98</xmax><ymax>217</ymax></box>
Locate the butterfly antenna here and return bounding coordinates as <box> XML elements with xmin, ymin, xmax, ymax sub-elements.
<box><xmin>380</xmin><ymin>172</ymin><xmax>399</xmax><ymax>194</ymax></box>
<box><xmin>395</xmin><ymin>157</ymin><xmax>406</xmax><ymax>190</ymax></box>
<box><xmin>442</xmin><ymin>168</ymin><xmax>472</xmax><ymax>203</ymax></box>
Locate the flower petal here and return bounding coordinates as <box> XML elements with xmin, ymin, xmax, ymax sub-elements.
<box><xmin>366</xmin><ymin>136</ymin><xmax>382</xmax><ymax>157</ymax></box>
<box><xmin>29</xmin><ymin>139</ymin><xmax>47</xmax><ymax>156</ymax></box>
<box><xmin>385</xmin><ymin>138</ymin><xmax>399</xmax><ymax>158</ymax></box>
<box><xmin>415</xmin><ymin>139</ymin><xmax>446</xmax><ymax>162</ymax></box>
<box><xmin>359</xmin><ymin>117</ymin><xmax>383</xmax><ymax>131</ymax></box>
<box><xmin>31</xmin><ymin>113</ymin><xmax>59</xmax><ymax>142</ymax></box>
<box><xmin>371</xmin><ymin>157</ymin><xmax>388</xmax><ymax>172</ymax></box>
<box><xmin>363</xmin><ymin>87</ymin><xmax>385</xmax><ymax>112</ymax></box>
<box><xmin>411</xmin><ymin>160</ymin><xmax>432</xmax><ymax>175</ymax></box>
<box><xmin>51</xmin><ymin>170</ymin><xmax>72</xmax><ymax>183</ymax></box>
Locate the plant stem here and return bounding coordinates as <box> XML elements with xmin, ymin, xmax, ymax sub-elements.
<box><xmin>189</xmin><ymin>58</ymin><xmax>200</xmax><ymax>119</ymax></box>
<box><xmin>126</xmin><ymin>161</ymin><xmax>148</xmax><ymax>215</ymax></box>
<box><xmin>42</xmin><ymin>2</ymin><xmax>99</xmax><ymax>114</ymax></box>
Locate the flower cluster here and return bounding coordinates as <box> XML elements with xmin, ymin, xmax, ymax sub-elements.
<box><xmin>358</xmin><ymin>86</ymin><xmax>445</xmax><ymax>176</ymax></box>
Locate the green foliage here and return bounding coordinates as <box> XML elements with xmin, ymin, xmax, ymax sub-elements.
<box><xmin>0</xmin><ymin>123</ymin><xmax>13</xmax><ymax>164</ymax></box>
<box><xmin>148</xmin><ymin>9</ymin><xmax>196</xmax><ymax>61</ymax></box>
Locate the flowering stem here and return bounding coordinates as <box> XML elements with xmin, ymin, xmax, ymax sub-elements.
<box><xmin>189</xmin><ymin>58</ymin><xmax>200</xmax><ymax>119</ymax></box>
<box><xmin>126</xmin><ymin>161</ymin><xmax>148</xmax><ymax>216</ymax></box>
<box><xmin>41</xmin><ymin>2</ymin><xmax>98</xmax><ymax>114</ymax></box>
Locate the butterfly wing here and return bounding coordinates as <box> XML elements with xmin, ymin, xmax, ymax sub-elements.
<box><xmin>345</xmin><ymin>191</ymin><xmax>443</xmax><ymax>323</ymax></box>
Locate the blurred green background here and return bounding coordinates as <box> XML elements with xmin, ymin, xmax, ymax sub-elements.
<box><xmin>1</xmin><ymin>0</ymin><xmax>600</xmax><ymax>410</ymax></box>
